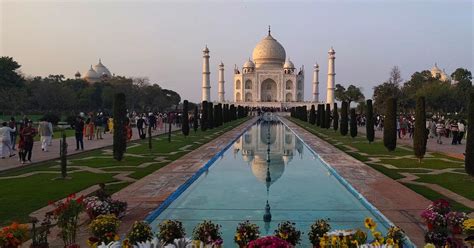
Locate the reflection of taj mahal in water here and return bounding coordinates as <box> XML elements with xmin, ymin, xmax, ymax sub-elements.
<box><xmin>201</xmin><ymin>26</ymin><xmax>337</xmax><ymax>108</ymax></box>
<box><xmin>233</xmin><ymin>121</ymin><xmax>304</xmax><ymax>185</ymax></box>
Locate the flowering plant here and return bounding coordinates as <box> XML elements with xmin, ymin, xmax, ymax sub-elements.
<box><xmin>88</xmin><ymin>214</ymin><xmax>121</xmax><ymax>245</ymax></box>
<box><xmin>125</xmin><ymin>221</ymin><xmax>153</xmax><ymax>245</ymax></box>
<box><xmin>247</xmin><ymin>236</ymin><xmax>292</xmax><ymax>248</ymax></box>
<box><xmin>50</xmin><ymin>194</ymin><xmax>85</xmax><ymax>247</ymax></box>
<box><xmin>446</xmin><ymin>211</ymin><xmax>467</xmax><ymax>234</ymax></box>
<box><xmin>234</xmin><ymin>220</ymin><xmax>260</xmax><ymax>247</ymax></box>
<box><xmin>385</xmin><ymin>226</ymin><xmax>405</xmax><ymax>246</ymax></box>
<box><xmin>274</xmin><ymin>221</ymin><xmax>302</xmax><ymax>246</ymax></box>
<box><xmin>308</xmin><ymin>219</ymin><xmax>331</xmax><ymax>246</ymax></box>
<box><xmin>463</xmin><ymin>218</ymin><xmax>474</xmax><ymax>235</ymax></box>
<box><xmin>158</xmin><ymin>220</ymin><xmax>186</xmax><ymax>245</ymax></box>
<box><xmin>84</xmin><ymin>196</ymin><xmax>127</xmax><ymax>219</ymax></box>
<box><xmin>192</xmin><ymin>220</ymin><xmax>222</xmax><ymax>246</ymax></box>
<box><xmin>31</xmin><ymin>214</ymin><xmax>53</xmax><ymax>248</ymax></box>
<box><xmin>0</xmin><ymin>222</ymin><xmax>29</xmax><ymax>248</ymax></box>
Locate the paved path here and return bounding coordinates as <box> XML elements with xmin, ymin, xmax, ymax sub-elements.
<box><xmin>358</xmin><ymin>127</ymin><xmax>466</xmax><ymax>159</ymax></box>
<box><xmin>285</xmin><ymin>119</ymin><xmax>431</xmax><ymax>247</ymax></box>
<box><xmin>0</xmin><ymin>126</ymin><xmax>178</xmax><ymax>173</ymax></box>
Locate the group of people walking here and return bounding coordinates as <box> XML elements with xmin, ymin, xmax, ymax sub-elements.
<box><xmin>0</xmin><ymin>117</ymin><xmax>42</xmax><ymax>163</ymax></box>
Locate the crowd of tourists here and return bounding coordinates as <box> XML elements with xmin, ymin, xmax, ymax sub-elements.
<box><xmin>0</xmin><ymin>117</ymin><xmax>42</xmax><ymax>163</ymax></box>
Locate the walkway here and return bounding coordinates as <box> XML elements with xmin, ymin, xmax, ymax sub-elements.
<box><xmin>358</xmin><ymin>127</ymin><xmax>466</xmax><ymax>159</ymax></box>
<box><xmin>283</xmin><ymin>118</ymin><xmax>431</xmax><ymax>247</ymax></box>
<box><xmin>0</xmin><ymin>126</ymin><xmax>178</xmax><ymax>173</ymax></box>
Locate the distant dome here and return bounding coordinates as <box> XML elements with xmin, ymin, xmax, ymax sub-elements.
<box><xmin>83</xmin><ymin>65</ymin><xmax>100</xmax><ymax>83</ymax></box>
<box><xmin>251</xmin><ymin>154</ymin><xmax>285</xmax><ymax>186</ymax></box>
<box><xmin>93</xmin><ymin>59</ymin><xmax>112</xmax><ymax>78</ymax></box>
<box><xmin>252</xmin><ymin>30</ymin><xmax>286</xmax><ymax>68</ymax></box>
<box><xmin>430</xmin><ymin>63</ymin><xmax>449</xmax><ymax>82</ymax></box>
<box><xmin>243</xmin><ymin>59</ymin><xmax>255</xmax><ymax>68</ymax></box>
<box><xmin>283</xmin><ymin>59</ymin><xmax>295</xmax><ymax>69</ymax></box>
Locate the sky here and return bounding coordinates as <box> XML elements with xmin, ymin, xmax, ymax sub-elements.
<box><xmin>2</xmin><ymin>0</ymin><xmax>473</xmax><ymax>103</ymax></box>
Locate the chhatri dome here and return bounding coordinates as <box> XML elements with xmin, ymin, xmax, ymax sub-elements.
<box><xmin>82</xmin><ymin>59</ymin><xmax>113</xmax><ymax>83</ymax></box>
<box><xmin>430</xmin><ymin>63</ymin><xmax>450</xmax><ymax>82</ymax></box>
<box><xmin>252</xmin><ymin>27</ymin><xmax>286</xmax><ymax>68</ymax></box>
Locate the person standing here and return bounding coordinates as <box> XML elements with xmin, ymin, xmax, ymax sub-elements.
<box><xmin>137</xmin><ymin>115</ymin><xmax>145</xmax><ymax>138</ymax></box>
<box><xmin>72</xmin><ymin>117</ymin><xmax>84</xmax><ymax>150</ymax></box>
<box><xmin>8</xmin><ymin>117</ymin><xmax>17</xmax><ymax>151</ymax></box>
<box><xmin>108</xmin><ymin>116</ymin><xmax>114</xmax><ymax>134</ymax></box>
<box><xmin>458</xmin><ymin>120</ymin><xmax>465</xmax><ymax>145</ymax></box>
<box><xmin>38</xmin><ymin>118</ymin><xmax>52</xmax><ymax>152</ymax></box>
<box><xmin>95</xmin><ymin>114</ymin><xmax>103</xmax><ymax>139</ymax></box>
<box><xmin>450</xmin><ymin>120</ymin><xmax>459</xmax><ymax>145</ymax></box>
<box><xmin>435</xmin><ymin>120</ymin><xmax>445</xmax><ymax>144</ymax></box>
<box><xmin>0</xmin><ymin>122</ymin><xmax>16</xmax><ymax>159</ymax></box>
<box><xmin>21</xmin><ymin>121</ymin><xmax>36</xmax><ymax>163</ymax></box>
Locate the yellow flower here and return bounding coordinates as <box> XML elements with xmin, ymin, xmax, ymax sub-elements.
<box><xmin>424</xmin><ymin>244</ymin><xmax>436</xmax><ymax>248</ymax></box>
<box><xmin>279</xmin><ymin>232</ymin><xmax>288</xmax><ymax>240</ymax></box>
<box><xmin>386</xmin><ymin>238</ymin><xmax>395</xmax><ymax>245</ymax></box>
<box><xmin>235</xmin><ymin>233</ymin><xmax>241</xmax><ymax>241</ymax></box>
<box><xmin>364</xmin><ymin>217</ymin><xmax>377</xmax><ymax>231</ymax></box>
<box><xmin>463</xmin><ymin>219</ymin><xmax>474</xmax><ymax>230</ymax></box>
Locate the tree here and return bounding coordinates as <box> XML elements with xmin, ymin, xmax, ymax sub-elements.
<box><xmin>208</xmin><ymin>102</ymin><xmax>214</xmax><ymax>129</ymax></box>
<box><xmin>113</xmin><ymin>93</ymin><xmax>127</xmax><ymax>161</ymax></box>
<box><xmin>302</xmin><ymin>106</ymin><xmax>308</xmax><ymax>122</ymax></box>
<box><xmin>465</xmin><ymin>92</ymin><xmax>474</xmax><ymax>176</ymax></box>
<box><xmin>0</xmin><ymin>56</ymin><xmax>24</xmax><ymax>88</ymax></box>
<box><xmin>373</xmin><ymin>66</ymin><xmax>403</xmax><ymax>113</ymax></box>
<box><xmin>350</xmin><ymin>108</ymin><xmax>357</xmax><ymax>138</ymax></box>
<box><xmin>201</xmin><ymin>101</ymin><xmax>208</xmax><ymax>131</ymax></box>
<box><xmin>333</xmin><ymin>103</ymin><xmax>339</xmax><ymax>132</ymax></box>
<box><xmin>193</xmin><ymin>105</ymin><xmax>199</xmax><ymax>132</ymax></box>
<box><xmin>309</xmin><ymin>105</ymin><xmax>316</xmax><ymax>125</ymax></box>
<box><xmin>340</xmin><ymin>101</ymin><xmax>348</xmax><ymax>136</ymax></box>
<box><xmin>366</xmin><ymin>99</ymin><xmax>375</xmax><ymax>143</ymax></box>
<box><xmin>335</xmin><ymin>84</ymin><xmax>365</xmax><ymax>105</ymax></box>
<box><xmin>60</xmin><ymin>131</ymin><xmax>68</xmax><ymax>179</ymax></box>
<box><xmin>316</xmin><ymin>105</ymin><xmax>321</xmax><ymax>127</ymax></box>
<box><xmin>319</xmin><ymin>104</ymin><xmax>325</xmax><ymax>128</ymax></box>
<box><xmin>325</xmin><ymin>104</ymin><xmax>331</xmax><ymax>129</ymax></box>
<box><xmin>383</xmin><ymin>97</ymin><xmax>397</xmax><ymax>151</ymax></box>
<box><xmin>182</xmin><ymin>100</ymin><xmax>190</xmax><ymax>137</ymax></box>
<box><xmin>414</xmin><ymin>97</ymin><xmax>427</xmax><ymax>162</ymax></box>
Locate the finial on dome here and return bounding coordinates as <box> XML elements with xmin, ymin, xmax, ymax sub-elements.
<box><xmin>268</xmin><ymin>25</ymin><xmax>271</xmax><ymax>35</ymax></box>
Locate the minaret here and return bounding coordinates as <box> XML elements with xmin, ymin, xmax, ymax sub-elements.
<box><xmin>202</xmin><ymin>46</ymin><xmax>211</xmax><ymax>102</ymax></box>
<box><xmin>327</xmin><ymin>47</ymin><xmax>336</xmax><ymax>107</ymax></box>
<box><xmin>312</xmin><ymin>63</ymin><xmax>319</xmax><ymax>102</ymax></box>
<box><xmin>218</xmin><ymin>62</ymin><xmax>225</xmax><ymax>102</ymax></box>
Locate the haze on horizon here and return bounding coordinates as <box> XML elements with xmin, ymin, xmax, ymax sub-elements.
<box><xmin>2</xmin><ymin>0</ymin><xmax>473</xmax><ymax>103</ymax></box>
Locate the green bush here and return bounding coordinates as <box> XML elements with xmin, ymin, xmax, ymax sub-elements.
<box><xmin>383</xmin><ymin>97</ymin><xmax>397</xmax><ymax>151</ymax></box>
<box><xmin>350</xmin><ymin>108</ymin><xmax>357</xmax><ymax>138</ymax></box>
<box><xmin>465</xmin><ymin>92</ymin><xmax>474</xmax><ymax>175</ymax></box>
<box><xmin>340</xmin><ymin>101</ymin><xmax>348</xmax><ymax>136</ymax></box>
<box><xmin>201</xmin><ymin>101</ymin><xmax>208</xmax><ymax>131</ymax></box>
<box><xmin>366</xmin><ymin>99</ymin><xmax>375</xmax><ymax>143</ymax></box>
<box><xmin>325</xmin><ymin>104</ymin><xmax>331</xmax><ymax>129</ymax></box>
<box><xmin>333</xmin><ymin>103</ymin><xmax>339</xmax><ymax>132</ymax></box>
<box><xmin>182</xmin><ymin>100</ymin><xmax>189</xmax><ymax>137</ymax></box>
<box><xmin>309</xmin><ymin>105</ymin><xmax>316</xmax><ymax>125</ymax></box>
<box><xmin>113</xmin><ymin>93</ymin><xmax>127</xmax><ymax>161</ymax></box>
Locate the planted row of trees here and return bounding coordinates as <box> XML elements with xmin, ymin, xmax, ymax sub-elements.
<box><xmin>199</xmin><ymin>101</ymin><xmax>248</xmax><ymax>132</ymax></box>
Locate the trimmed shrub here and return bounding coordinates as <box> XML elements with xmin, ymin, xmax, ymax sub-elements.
<box><xmin>325</xmin><ymin>104</ymin><xmax>331</xmax><ymax>129</ymax></box>
<box><xmin>333</xmin><ymin>103</ymin><xmax>339</xmax><ymax>132</ymax></box>
<box><xmin>309</xmin><ymin>105</ymin><xmax>316</xmax><ymax>125</ymax></box>
<box><xmin>182</xmin><ymin>100</ymin><xmax>190</xmax><ymax>137</ymax></box>
<box><xmin>414</xmin><ymin>97</ymin><xmax>426</xmax><ymax>162</ymax></box>
<box><xmin>113</xmin><ymin>93</ymin><xmax>127</xmax><ymax>161</ymax></box>
<box><xmin>340</xmin><ymin>101</ymin><xmax>348</xmax><ymax>136</ymax></box>
<box><xmin>383</xmin><ymin>97</ymin><xmax>397</xmax><ymax>151</ymax></box>
<box><xmin>366</xmin><ymin>99</ymin><xmax>375</xmax><ymax>143</ymax></box>
<box><xmin>350</xmin><ymin>108</ymin><xmax>357</xmax><ymax>138</ymax></box>
<box><xmin>466</xmin><ymin>92</ymin><xmax>474</xmax><ymax>175</ymax></box>
<box><xmin>201</xmin><ymin>101</ymin><xmax>208</xmax><ymax>131</ymax></box>
<box><xmin>208</xmin><ymin>102</ymin><xmax>214</xmax><ymax>129</ymax></box>
<box><xmin>193</xmin><ymin>105</ymin><xmax>199</xmax><ymax>132</ymax></box>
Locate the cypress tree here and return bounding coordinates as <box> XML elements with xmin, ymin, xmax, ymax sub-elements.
<box><xmin>213</xmin><ymin>104</ymin><xmax>220</xmax><ymax>127</ymax></box>
<box><xmin>333</xmin><ymin>103</ymin><xmax>339</xmax><ymax>132</ymax></box>
<box><xmin>350</xmin><ymin>108</ymin><xmax>357</xmax><ymax>138</ymax></box>
<box><xmin>182</xmin><ymin>100</ymin><xmax>190</xmax><ymax>137</ymax></box>
<box><xmin>232</xmin><ymin>105</ymin><xmax>237</xmax><ymax>120</ymax></box>
<box><xmin>223</xmin><ymin>104</ymin><xmax>228</xmax><ymax>123</ymax></box>
<box><xmin>113</xmin><ymin>93</ymin><xmax>127</xmax><ymax>161</ymax></box>
<box><xmin>201</xmin><ymin>101</ymin><xmax>208</xmax><ymax>131</ymax></box>
<box><xmin>193</xmin><ymin>105</ymin><xmax>199</xmax><ymax>132</ymax></box>
<box><xmin>208</xmin><ymin>102</ymin><xmax>214</xmax><ymax>129</ymax></box>
<box><xmin>414</xmin><ymin>97</ymin><xmax>426</xmax><ymax>162</ymax></box>
<box><xmin>366</xmin><ymin>99</ymin><xmax>375</xmax><ymax>143</ymax></box>
<box><xmin>316</xmin><ymin>105</ymin><xmax>321</xmax><ymax>127</ymax></box>
<box><xmin>168</xmin><ymin>112</ymin><xmax>172</xmax><ymax>142</ymax></box>
<box><xmin>325</xmin><ymin>104</ymin><xmax>331</xmax><ymax>129</ymax></box>
<box><xmin>303</xmin><ymin>106</ymin><xmax>308</xmax><ymax>122</ymax></box>
<box><xmin>320</xmin><ymin>104</ymin><xmax>326</xmax><ymax>128</ymax></box>
<box><xmin>309</xmin><ymin>105</ymin><xmax>316</xmax><ymax>125</ymax></box>
<box><xmin>383</xmin><ymin>97</ymin><xmax>397</xmax><ymax>151</ymax></box>
<box><xmin>60</xmin><ymin>130</ymin><xmax>68</xmax><ymax>178</ymax></box>
<box><xmin>466</xmin><ymin>92</ymin><xmax>474</xmax><ymax>176</ymax></box>
<box><xmin>340</xmin><ymin>101</ymin><xmax>349</xmax><ymax>136</ymax></box>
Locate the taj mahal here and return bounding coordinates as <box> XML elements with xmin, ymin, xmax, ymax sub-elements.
<box><xmin>201</xmin><ymin>27</ymin><xmax>336</xmax><ymax>108</ymax></box>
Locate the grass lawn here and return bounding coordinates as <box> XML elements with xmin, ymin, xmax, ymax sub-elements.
<box><xmin>289</xmin><ymin>117</ymin><xmax>473</xmax><ymax>211</ymax></box>
<box><xmin>0</xmin><ymin>117</ymin><xmax>250</xmax><ymax>225</ymax></box>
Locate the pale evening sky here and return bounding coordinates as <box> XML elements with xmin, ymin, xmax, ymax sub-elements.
<box><xmin>2</xmin><ymin>0</ymin><xmax>473</xmax><ymax>103</ymax></box>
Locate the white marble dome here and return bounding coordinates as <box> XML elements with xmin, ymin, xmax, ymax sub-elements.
<box><xmin>283</xmin><ymin>59</ymin><xmax>295</xmax><ymax>69</ymax></box>
<box><xmin>93</xmin><ymin>59</ymin><xmax>112</xmax><ymax>78</ymax></box>
<box><xmin>243</xmin><ymin>59</ymin><xmax>255</xmax><ymax>68</ymax></box>
<box><xmin>251</xmin><ymin>154</ymin><xmax>285</xmax><ymax>185</ymax></box>
<box><xmin>83</xmin><ymin>65</ymin><xmax>100</xmax><ymax>82</ymax></box>
<box><xmin>252</xmin><ymin>31</ymin><xmax>286</xmax><ymax>68</ymax></box>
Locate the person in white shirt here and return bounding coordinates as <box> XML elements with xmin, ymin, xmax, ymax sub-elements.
<box><xmin>0</xmin><ymin>122</ymin><xmax>16</xmax><ymax>158</ymax></box>
<box><xmin>38</xmin><ymin>119</ymin><xmax>53</xmax><ymax>152</ymax></box>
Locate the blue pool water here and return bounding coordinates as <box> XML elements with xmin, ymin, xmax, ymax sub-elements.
<box><xmin>149</xmin><ymin>119</ymin><xmax>394</xmax><ymax>246</ymax></box>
